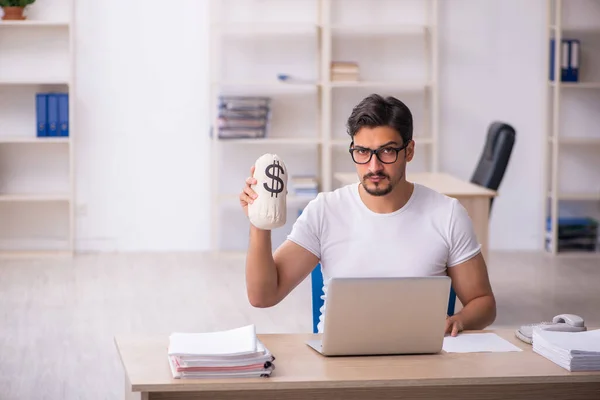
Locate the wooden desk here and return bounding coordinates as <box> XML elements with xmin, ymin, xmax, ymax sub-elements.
<box><xmin>116</xmin><ymin>329</ymin><xmax>600</xmax><ymax>400</ymax></box>
<box><xmin>334</xmin><ymin>172</ymin><xmax>497</xmax><ymax>261</ymax></box>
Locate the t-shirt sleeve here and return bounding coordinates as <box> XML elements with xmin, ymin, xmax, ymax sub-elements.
<box><xmin>286</xmin><ymin>194</ymin><xmax>322</xmax><ymax>259</ymax></box>
<box><xmin>447</xmin><ymin>198</ymin><xmax>482</xmax><ymax>267</ymax></box>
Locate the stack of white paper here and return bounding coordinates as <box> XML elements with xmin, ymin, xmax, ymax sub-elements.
<box><xmin>167</xmin><ymin>324</ymin><xmax>275</xmax><ymax>379</ymax></box>
<box><xmin>532</xmin><ymin>328</ymin><xmax>600</xmax><ymax>371</ymax></box>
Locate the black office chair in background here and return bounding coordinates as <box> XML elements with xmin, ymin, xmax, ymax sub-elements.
<box><xmin>470</xmin><ymin>122</ymin><xmax>516</xmax><ymax>213</ymax></box>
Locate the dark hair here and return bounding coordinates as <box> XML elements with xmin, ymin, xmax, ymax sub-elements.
<box><xmin>346</xmin><ymin>94</ymin><xmax>413</xmax><ymax>144</ymax></box>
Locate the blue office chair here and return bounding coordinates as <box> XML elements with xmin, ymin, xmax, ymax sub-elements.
<box><xmin>310</xmin><ymin>265</ymin><xmax>457</xmax><ymax>334</ymax></box>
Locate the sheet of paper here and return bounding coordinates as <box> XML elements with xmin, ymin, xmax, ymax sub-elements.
<box><xmin>168</xmin><ymin>324</ymin><xmax>257</xmax><ymax>356</ymax></box>
<box><xmin>442</xmin><ymin>333</ymin><xmax>523</xmax><ymax>353</ymax></box>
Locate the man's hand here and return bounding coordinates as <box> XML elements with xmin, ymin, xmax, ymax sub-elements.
<box><xmin>240</xmin><ymin>165</ymin><xmax>257</xmax><ymax>217</ymax></box>
<box><xmin>445</xmin><ymin>315</ymin><xmax>464</xmax><ymax>337</ymax></box>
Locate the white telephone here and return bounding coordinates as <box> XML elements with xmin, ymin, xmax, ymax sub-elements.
<box><xmin>515</xmin><ymin>314</ymin><xmax>587</xmax><ymax>344</ymax></box>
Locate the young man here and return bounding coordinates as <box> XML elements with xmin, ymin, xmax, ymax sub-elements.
<box><xmin>240</xmin><ymin>94</ymin><xmax>496</xmax><ymax>336</ymax></box>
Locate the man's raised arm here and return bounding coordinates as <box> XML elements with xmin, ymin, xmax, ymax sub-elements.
<box><xmin>240</xmin><ymin>165</ymin><xmax>321</xmax><ymax>308</ymax></box>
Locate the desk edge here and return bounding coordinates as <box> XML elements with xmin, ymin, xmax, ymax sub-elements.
<box><xmin>130</xmin><ymin>374</ymin><xmax>600</xmax><ymax>393</ymax></box>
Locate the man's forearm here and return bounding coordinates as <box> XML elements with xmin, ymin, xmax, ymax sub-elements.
<box><xmin>245</xmin><ymin>225</ymin><xmax>279</xmax><ymax>307</ymax></box>
<box><xmin>455</xmin><ymin>295</ymin><xmax>496</xmax><ymax>330</ymax></box>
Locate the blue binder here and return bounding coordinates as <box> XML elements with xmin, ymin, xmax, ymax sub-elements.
<box><xmin>36</xmin><ymin>93</ymin><xmax>48</xmax><ymax>137</ymax></box>
<box><xmin>47</xmin><ymin>94</ymin><xmax>59</xmax><ymax>137</ymax></box>
<box><xmin>567</xmin><ymin>39</ymin><xmax>580</xmax><ymax>82</ymax></box>
<box><xmin>550</xmin><ymin>38</ymin><xmax>581</xmax><ymax>83</ymax></box>
<box><xmin>549</xmin><ymin>38</ymin><xmax>570</xmax><ymax>82</ymax></box>
<box><xmin>58</xmin><ymin>93</ymin><xmax>69</xmax><ymax>137</ymax></box>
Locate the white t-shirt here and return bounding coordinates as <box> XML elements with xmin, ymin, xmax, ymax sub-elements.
<box><xmin>287</xmin><ymin>182</ymin><xmax>481</xmax><ymax>333</ymax></box>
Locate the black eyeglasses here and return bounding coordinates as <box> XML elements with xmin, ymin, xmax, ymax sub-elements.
<box><xmin>349</xmin><ymin>141</ymin><xmax>411</xmax><ymax>164</ymax></box>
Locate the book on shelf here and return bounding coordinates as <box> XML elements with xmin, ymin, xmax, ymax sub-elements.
<box><xmin>36</xmin><ymin>92</ymin><xmax>69</xmax><ymax>138</ymax></box>
<box><xmin>215</xmin><ymin>96</ymin><xmax>271</xmax><ymax>139</ymax></box>
<box><xmin>532</xmin><ymin>328</ymin><xmax>600</xmax><ymax>372</ymax></box>
<box><xmin>331</xmin><ymin>61</ymin><xmax>359</xmax><ymax>82</ymax></box>
<box><xmin>167</xmin><ymin>324</ymin><xmax>275</xmax><ymax>379</ymax></box>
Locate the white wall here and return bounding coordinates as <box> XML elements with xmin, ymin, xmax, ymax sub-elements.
<box><xmin>438</xmin><ymin>0</ymin><xmax>548</xmax><ymax>250</ymax></box>
<box><xmin>74</xmin><ymin>0</ymin><xmax>211</xmax><ymax>251</ymax></box>
<box><xmin>71</xmin><ymin>0</ymin><xmax>557</xmax><ymax>252</ymax></box>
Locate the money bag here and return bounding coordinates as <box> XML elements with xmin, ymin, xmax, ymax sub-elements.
<box><xmin>248</xmin><ymin>153</ymin><xmax>288</xmax><ymax>230</ymax></box>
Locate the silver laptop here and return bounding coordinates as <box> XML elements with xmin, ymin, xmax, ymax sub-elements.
<box><xmin>306</xmin><ymin>276</ymin><xmax>451</xmax><ymax>356</ymax></box>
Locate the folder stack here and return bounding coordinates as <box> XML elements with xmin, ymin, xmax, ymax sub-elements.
<box><xmin>216</xmin><ymin>96</ymin><xmax>271</xmax><ymax>139</ymax></box>
<box><xmin>167</xmin><ymin>324</ymin><xmax>275</xmax><ymax>379</ymax></box>
<box><xmin>532</xmin><ymin>328</ymin><xmax>600</xmax><ymax>371</ymax></box>
<box><xmin>330</xmin><ymin>61</ymin><xmax>359</xmax><ymax>82</ymax></box>
<box><xmin>545</xmin><ymin>217</ymin><xmax>599</xmax><ymax>252</ymax></box>
<box><xmin>549</xmin><ymin>38</ymin><xmax>580</xmax><ymax>83</ymax></box>
<box><xmin>36</xmin><ymin>92</ymin><xmax>69</xmax><ymax>137</ymax></box>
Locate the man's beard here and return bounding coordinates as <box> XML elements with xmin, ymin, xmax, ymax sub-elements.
<box><xmin>362</xmin><ymin>172</ymin><xmax>397</xmax><ymax>196</ymax></box>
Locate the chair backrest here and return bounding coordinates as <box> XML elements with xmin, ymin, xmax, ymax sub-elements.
<box><xmin>470</xmin><ymin>122</ymin><xmax>516</xmax><ymax>192</ymax></box>
<box><xmin>311</xmin><ymin>266</ymin><xmax>457</xmax><ymax>334</ymax></box>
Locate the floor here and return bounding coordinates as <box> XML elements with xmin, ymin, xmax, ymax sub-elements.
<box><xmin>0</xmin><ymin>250</ymin><xmax>599</xmax><ymax>400</ymax></box>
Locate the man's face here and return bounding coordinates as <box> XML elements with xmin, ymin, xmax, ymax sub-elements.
<box><xmin>351</xmin><ymin>126</ymin><xmax>414</xmax><ymax>196</ymax></box>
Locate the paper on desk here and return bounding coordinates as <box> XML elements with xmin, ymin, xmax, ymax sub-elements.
<box><xmin>442</xmin><ymin>333</ymin><xmax>523</xmax><ymax>353</ymax></box>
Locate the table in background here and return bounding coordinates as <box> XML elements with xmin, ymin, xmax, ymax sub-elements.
<box><xmin>116</xmin><ymin>329</ymin><xmax>600</xmax><ymax>400</ymax></box>
<box><xmin>334</xmin><ymin>172</ymin><xmax>497</xmax><ymax>261</ymax></box>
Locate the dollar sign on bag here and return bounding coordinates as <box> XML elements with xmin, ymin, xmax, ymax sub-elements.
<box><xmin>264</xmin><ymin>160</ymin><xmax>285</xmax><ymax>198</ymax></box>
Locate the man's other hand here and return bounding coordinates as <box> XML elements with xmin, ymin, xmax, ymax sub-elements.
<box><xmin>445</xmin><ymin>315</ymin><xmax>464</xmax><ymax>337</ymax></box>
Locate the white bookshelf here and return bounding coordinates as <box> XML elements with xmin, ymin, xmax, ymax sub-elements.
<box><xmin>208</xmin><ymin>0</ymin><xmax>439</xmax><ymax>255</ymax></box>
<box><xmin>545</xmin><ymin>0</ymin><xmax>600</xmax><ymax>255</ymax></box>
<box><xmin>0</xmin><ymin>0</ymin><xmax>75</xmax><ymax>257</ymax></box>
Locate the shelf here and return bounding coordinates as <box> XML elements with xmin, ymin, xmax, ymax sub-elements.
<box><xmin>214</xmin><ymin>81</ymin><xmax>319</xmax><ymax>94</ymax></box>
<box><xmin>0</xmin><ymin>0</ymin><xmax>75</xmax><ymax>255</ymax></box>
<box><xmin>0</xmin><ymin>137</ymin><xmax>70</xmax><ymax>144</ymax></box>
<box><xmin>214</xmin><ymin>81</ymin><xmax>318</xmax><ymax>86</ymax></box>
<box><xmin>209</xmin><ymin>0</ymin><xmax>440</xmax><ymax>254</ymax></box>
<box><xmin>0</xmin><ymin>194</ymin><xmax>71</xmax><ymax>203</ymax></box>
<box><xmin>216</xmin><ymin>137</ymin><xmax>432</xmax><ymax>146</ymax></box>
<box><xmin>211</xmin><ymin>22</ymin><xmax>319</xmax><ymax>35</ymax></box>
<box><xmin>549</xmin><ymin>25</ymin><xmax>600</xmax><ymax>35</ymax></box>
<box><xmin>549</xmin><ymin>137</ymin><xmax>600</xmax><ymax>145</ymax></box>
<box><xmin>548</xmin><ymin>192</ymin><xmax>600</xmax><ymax>201</ymax></box>
<box><xmin>0</xmin><ymin>20</ymin><xmax>69</xmax><ymax>27</ymax></box>
<box><xmin>329</xmin><ymin>24</ymin><xmax>428</xmax><ymax>36</ymax></box>
<box><xmin>215</xmin><ymin>137</ymin><xmax>321</xmax><ymax>145</ymax></box>
<box><xmin>549</xmin><ymin>82</ymin><xmax>600</xmax><ymax>89</ymax></box>
<box><xmin>545</xmin><ymin>0</ymin><xmax>600</xmax><ymax>255</ymax></box>
<box><xmin>0</xmin><ymin>80</ymin><xmax>70</xmax><ymax>86</ymax></box>
<box><xmin>330</xmin><ymin>81</ymin><xmax>430</xmax><ymax>90</ymax></box>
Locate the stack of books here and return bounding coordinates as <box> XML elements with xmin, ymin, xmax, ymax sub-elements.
<box><xmin>290</xmin><ymin>175</ymin><xmax>319</xmax><ymax>198</ymax></box>
<box><xmin>532</xmin><ymin>328</ymin><xmax>600</xmax><ymax>371</ymax></box>
<box><xmin>330</xmin><ymin>61</ymin><xmax>359</xmax><ymax>82</ymax></box>
<box><xmin>217</xmin><ymin>96</ymin><xmax>271</xmax><ymax>139</ymax></box>
<box><xmin>545</xmin><ymin>217</ymin><xmax>599</xmax><ymax>252</ymax></box>
<box><xmin>167</xmin><ymin>324</ymin><xmax>275</xmax><ymax>379</ymax></box>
